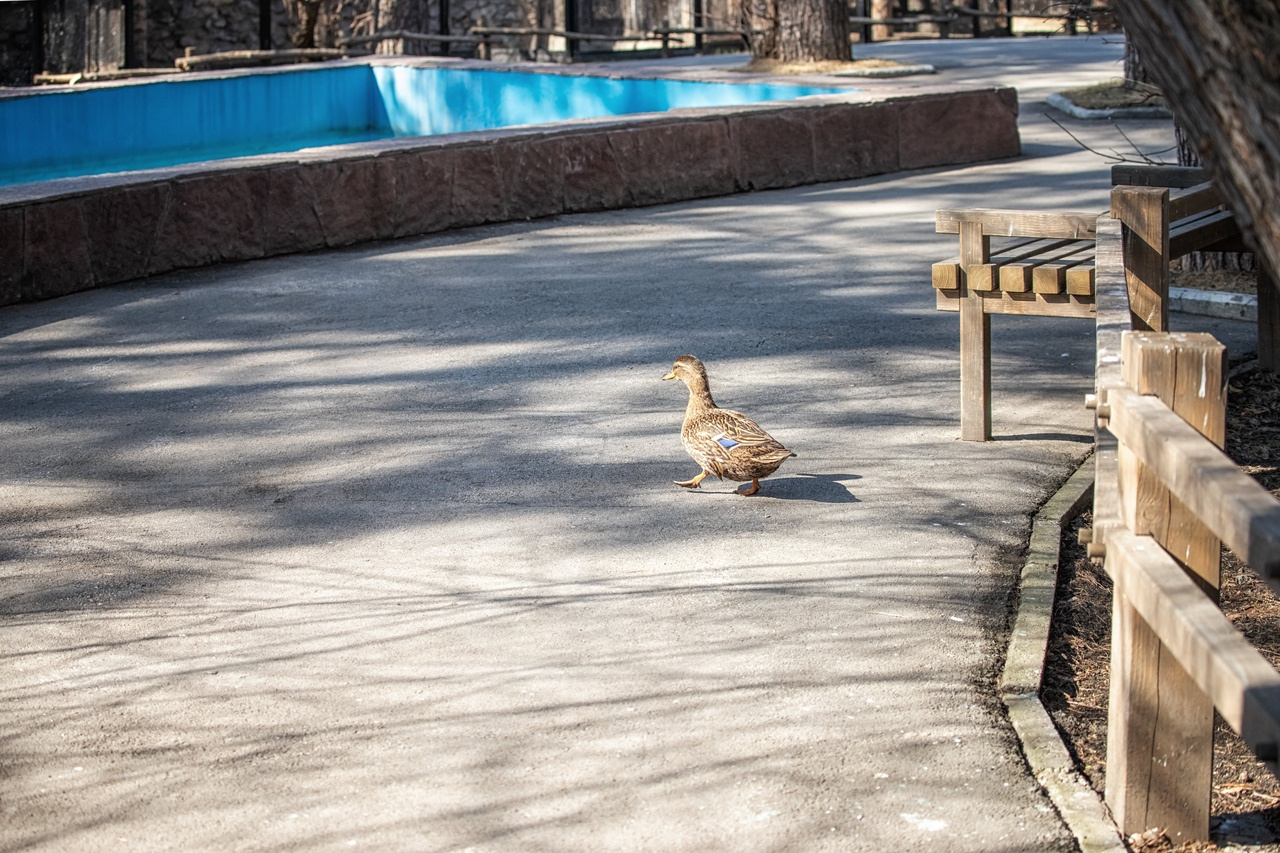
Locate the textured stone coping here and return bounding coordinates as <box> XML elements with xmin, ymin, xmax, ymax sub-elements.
<box><xmin>0</xmin><ymin>57</ymin><xmax>1020</xmax><ymax>306</ymax></box>
<box><xmin>1044</xmin><ymin>91</ymin><xmax>1170</xmax><ymax>120</ymax></box>
<box><xmin>1001</xmin><ymin>461</ymin><xmax>1128</xmax><ymax>853</ymax></box>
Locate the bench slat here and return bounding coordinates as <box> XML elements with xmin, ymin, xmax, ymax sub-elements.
<box><xmin>937</xmin><ymin>208</ymin><xmax>1100</xmax><ymax>239</ymax></box>
<box><xmin>1169</xmin><ymin>182</ymin><xmax>1225</xmax><ymax>223</ymax></box>
<box><xmin>969</xmin><ymin>238</ymin><xmax>1066</xmax><ymax>291</ymax></box>
<box><xmin>1033</xmin><ymin>255</ymin><xmax>1094</xmax><ymax>294</ymax></box>
<box><xmin>1170</xmin><ymin>209</ymin><xmax>1240</xmax><ymax>258</ymax></box>
<box><xmin>933</xmin><ymin>257</ymin><xmax>961</xmax><ymax>290</ymax></box>
<box><xmin>1066</xmin><ymin>264</ymin><xmax>1096</xmax><ymax>296</ymax></box>
<box><xmin>999</xmin><ymin>241</ymin><xmax>1093</xmax><ymax>293</ymax></box>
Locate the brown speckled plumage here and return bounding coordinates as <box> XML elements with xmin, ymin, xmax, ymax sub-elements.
<box><xmin>662</xmin><ymin>355</ymin><xmax>796</xmax><ymax>496</ymax></box>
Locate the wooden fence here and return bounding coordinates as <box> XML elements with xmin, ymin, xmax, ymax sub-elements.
<box><xmin>1087</xmin><ymin>212</ymin><xmax>1280</xmax><ymax>844</ymax></box>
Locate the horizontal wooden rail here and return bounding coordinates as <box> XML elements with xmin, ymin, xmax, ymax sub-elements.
<box><xmin>470</xmin><ymin>25</ymin><xmax>602</xmax><ymax>40</ymax></box>
<box><xmin>1107</xmin><ymin>529</ymin><xmax>1280</xmax><ymax>764</ymax></box>
<box><xmin>1107</xmin><ymin>386</ymin><xmax>1280</xmax><ymax>585</ymax></box>
<box><xmin>338</xmin><ymin>30</ymin><xmax>484</xmax><ymax>46</ymax></box>
<box><xmin>936</xmin><ymin>208</ymin><xmax>1099</xmax><ymax>239</ymax></box>
<box><xmin>1168</xmin><ymin>182</ymin><xmax>1224</xmax><ymax>223</ymax></box>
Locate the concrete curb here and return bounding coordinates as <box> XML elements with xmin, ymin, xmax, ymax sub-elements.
<box><xmin>831</xmin><ymin>63</ymin><xmax>936</xmax><ymax>78</ymax></box>
<box><xmin>1000</xmin><ymin>461</ymin><xmax>1128</xmax><ymax>853</ymax></box>
<box><xmin>1171</xmin><ymin>286</ymin><xmax>1258</xmax><ymax>322</ymax></box>
<box><xmin>1044</xmin><ymin>91</ymin><xmax>1170</xmax><ymax>120</ymax></box>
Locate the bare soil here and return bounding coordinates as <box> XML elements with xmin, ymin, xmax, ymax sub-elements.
<box><xmin>1043</xmin><ymin>364</ymin><xmax>1280</xmax><ymax>852</ymax></box>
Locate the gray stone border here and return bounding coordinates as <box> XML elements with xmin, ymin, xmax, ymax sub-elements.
<box><xmin>830</xmin><ymin>63</ymin><xmax>936</xmax><ymax>78</ymax></box>
<box><xmin>1170</xmin><ymin>286</ymin><xmax>1258</xmax><ymax>322</ymax></box>
<box><xmin>1000</xmin><ymin>460</ymin><xmax>1129</xmax><ymax>853</ymax></box>
<box><xmin>1</xmin><ymin>58</ymin><xmax>1021</xmax><ymax>306</ymax></box>
<box><xmin>1044</xmin><ymin>91</ymin><xmax>1170</xmax><ymax>120</ymax></box>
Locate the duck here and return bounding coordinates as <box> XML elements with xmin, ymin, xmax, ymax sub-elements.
<box><xmin>662</xmin><ymin>355</ymin><xmax>796</xmax><ymax>496</ymax></box>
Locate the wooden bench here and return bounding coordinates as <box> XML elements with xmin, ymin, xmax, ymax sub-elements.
<box><xmin>935</xmin><ymin>167</ymin><xmax>1245</xmax><ymax>440</ymax></box>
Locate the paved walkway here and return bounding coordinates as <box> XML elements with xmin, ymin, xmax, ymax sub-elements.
<box><xmin>0</xmin><ymin>37</ymin><xmax>1257</xmax><ymax>852</ymax></box>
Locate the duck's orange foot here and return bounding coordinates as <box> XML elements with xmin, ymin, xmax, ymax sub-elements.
<box><xmin>737</xmin><ymin>479</ymin><xmax>761</xmax><ymax>496</ymax></box>
<box><xmin>675</xmin><ymin>470</ymin><xmax>710</xmax><ymax>489</ymax></box>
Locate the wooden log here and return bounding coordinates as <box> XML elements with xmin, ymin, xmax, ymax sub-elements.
<box><xmin>1111</xmin><ymin>186</ymin><xmax>1170</xmax><ymax>332</ymax></box>
<box><xmin>1107</xmin><ymin>332</ymin><xmax>1227</xmax><ymax>843</ymax></box>
<box><xmin>935</xmin><ymin>290</ymin><xmax>1095</xmax><ymax>318</ymax></box>
<box><xmin>1065</xmin><ymin>264</ymin><xmax>1095</xmax><ymax>296</ymax></box>
<box><xmin>959</xmin><ymin>220</ymin><xmax>991</xmax><ymax>441</ymax></box>
<box><xmin>936</xmin><ymin>208</ymin><xmax>1099</xmax><ymax>240</ymax></box>
<box><xmin>1107</xmin><ymin>529</ymin><xmax>1280</xmax><ymax>774</ymax></box>
<box><xmin>932</xmin><ymin>257</ymin><xmax>960</xmax><ymax>290</ymax></box>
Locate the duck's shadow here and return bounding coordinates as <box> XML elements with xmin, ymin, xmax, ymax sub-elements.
<box><xmin>759</xmin><ymin>473</ymin><xmax>861</xmax><ymax>503</ymax></box>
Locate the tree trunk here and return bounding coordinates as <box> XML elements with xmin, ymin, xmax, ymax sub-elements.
<box><xmin>1112</xmin><ymin>0</ymin><xmax>1280</xmax><ymax>280</ymax></box>
<box><xmin>373</xmin><ymin>0</ymin><xmax>431</xmax><ymax>52</ymax></box>
<box><xmin>747</xmin><ymin>0</ymin><xmax>851</xmax><ymax>62</ymax></box>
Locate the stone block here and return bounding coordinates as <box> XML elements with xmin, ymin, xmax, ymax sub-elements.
<box><xmin>389</xmin><ymin>148</ymin><xmax>455</xmax><ymax>238</ymax></box>
<box><xmin>898</xmin><ymin>88</ymin><xmax>1020</xmax><ymax>171</ymax></box>
<box><xmin>264</xmin><ymin>166</ymin><xmax>327</xmax><ymax>255</ymax></box>
<box><xmin>729</xmin><ymin>110</ymin><xmax>815</xmax><ymax>191</ymax></box>
<box><xmin>305</xmin><ymin>158</ymin><xmax>396</xmax><ymax>248</ymax></box>
<box><xmin>149</xmin><ymin>171</ymin><xmax>268</xmax><ymax>275</ymax></box>
<box><xmin>607</xmin><ymin>120</ymin><xmax>735</xmax><ymax>206</ymax></box>
<box><xmin>811</xmin><ymin>101</ymin><xmax>900</xmax><ymax>182</ymax></box>
<box><xmin>23</xmin><ymin>198</ymin><xmax>94</xmax><ymax>301</ymax></box>
<box><xmin>452</xmin><ymin>145</ymin><xmax>507</xmax><ymax>227</ymax></box>
<box><xmin>82</xmin><ymin>183</ymin><xmax>170</xmax><ymax>285</ymax></box>
<box><xmin>562</xmin><ymin>132</ymin><xmax>629</xmax><ymax>213</ymax></box>
<box><xmin>0</xmin><ymin>207</ymin><xmax>25</xmax><ymax>306</ymax></box>
<box><xmin>495</xmin><ymin>136</ymin><xmax>565</xmax><ymax>221</ymax></box>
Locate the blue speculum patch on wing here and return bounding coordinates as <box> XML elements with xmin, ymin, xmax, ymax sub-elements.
<box><xmin>714</xmin><ymin>433</ymin><xmax>740</xmax><ymax>449</ymax></box>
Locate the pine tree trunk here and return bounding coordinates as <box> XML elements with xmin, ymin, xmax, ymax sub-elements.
<box><xmin>748</xmin><ymin>0</ymin><xmax>851</xmax><ymax>62</ymax></box>
<box><xmin>1112</xmin><ymin>0</ymin><xmax>1280</xmax><ymax>280</ymax></box>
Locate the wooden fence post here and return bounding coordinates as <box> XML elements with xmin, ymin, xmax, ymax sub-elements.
<box><xmin>1111</xmin><ymin>186</ymin><xmax>1170</xmax><ymax>332</ymax></box>
<box><xmin>1107</xmin><ymin>331</ymin><xmax>1227</xmax><ymax>843</ymax></box>
<box><xmin>959</xmin><ymin>220</ymin><xmax>991</xmax><ymax>441</ymax></box>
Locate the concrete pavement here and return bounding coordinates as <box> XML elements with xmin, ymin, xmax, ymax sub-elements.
<box><xmin>0</xmin><ymin>37</ymin><xmax>1257</xmax><ymax>851</ymax></box>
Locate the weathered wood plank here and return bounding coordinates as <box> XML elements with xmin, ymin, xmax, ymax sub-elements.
<box><xmin>936</xmin><ymin>208</ymin><xmax>1099</xmax><ymax>239</ymax></box>
<box><xmin>1093</xmin><ymin>216</ymin><xmax>1129</xmax><ymax>556</ymax></box>
<box><xmin>1170</xmin><ymin>209</ymin><xmax>1240</xmax><ymax>258</ymax></box>
<box><xmin>1168</xmin><ymin>182</ymin><xmax>1223</xmax><ymax>223</ymax></box>
<box><xmin>1112</xmin><ymin>164</ymin><xmax>1209</xmax><ymax>189</ymax></box>
<box><xmin>1111</xmin><ymin>186</ymin><xmax>1169</xmax><ymax>332</ymax></box>
<box><xmin>1108</xmin><ymin>386</ymin><xmax>1280</xmax><ymax>589</ymax></box>
<box><xmin>959</xmin><ymin>220</ymin><xmax>991</xmax><ymax>441</ymax></box>
<box><xmin>935</xmin><ymin>290</ymin><xmax>1095</xmax><ymax>318</ymax></box>
<box><xmin>1260</xmin><ymin>264</ymin><xmax>1280</xmax><ymax>372</ymax></box>
<box><xmin>1107</xmin><ymin>529</ymin><xmax>1280</xmax><ymax>770</ymax></box>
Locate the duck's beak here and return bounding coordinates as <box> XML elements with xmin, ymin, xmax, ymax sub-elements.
<box><xmin>662</xmin><ymin>370</ymin><xmax>676</xmax><ymax>381</ymax></box>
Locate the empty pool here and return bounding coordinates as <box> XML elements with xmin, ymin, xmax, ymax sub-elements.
<box><xmin>0</xmin><ymin>62</ymin><xmax>850</xmax><ymax>187</ymax></box>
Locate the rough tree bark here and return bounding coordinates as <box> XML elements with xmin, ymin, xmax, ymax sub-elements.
<box><xmin>1112</xmin><ymin>0</ymin><xmax>1280</xmax><ymax>279</ymax></box>
<box><xmin>746</xmin><ymin>0</ymin><xmax>851</xmax><ymax>62</ymax></box>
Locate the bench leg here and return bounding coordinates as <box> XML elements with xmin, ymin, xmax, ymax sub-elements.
<box><xmin>1260</xmin><ymin>263</ymin><xmax>1280</xmax><ymax>371</ymax></box>
<box><xmin>960</xmin><ymin>292</ymin><xmax>992</xmax><ymax>440</ymax></box>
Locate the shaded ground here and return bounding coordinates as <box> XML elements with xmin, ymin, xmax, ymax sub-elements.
<box><xmin>1043</xmin><ymin>327</ymin><xmax>1280</xmax><ymax>851</ymax></box>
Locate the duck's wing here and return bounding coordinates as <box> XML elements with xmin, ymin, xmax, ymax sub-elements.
<box><xmin>697</xmin><ymin>408</ymin><xmax>783</xmax><ymax>450</ymax></box>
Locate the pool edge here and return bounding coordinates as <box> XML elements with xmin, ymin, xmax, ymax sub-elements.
<box><xmin>0</xmin><ymin>83</ymin><xmax>1019</xmax><ymax>306</ymax></box>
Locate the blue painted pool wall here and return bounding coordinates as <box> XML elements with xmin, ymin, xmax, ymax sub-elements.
<box><xmin>1</xmin><ymin>66</ymin><xmax>383</xmax><ymax>181</ymax></box>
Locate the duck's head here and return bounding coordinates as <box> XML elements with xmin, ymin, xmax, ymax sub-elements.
<box><xmin>662</xmin><ymin>354</ymin><xmax>708</xmax><ymax>385</ymax></box>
